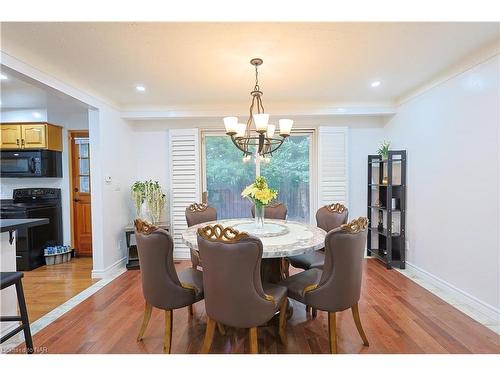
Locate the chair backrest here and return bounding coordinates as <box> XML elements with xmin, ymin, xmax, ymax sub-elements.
<box><xmin>306</xmin><ymin>217</ymin><xmax>368</xmax><ymax>312</ymax></box>
<box><xmin>251</xmin><ymin>202</ymin><xmax>287</xmax><ymax>220</ymax></box>
<box><xmin>134</xmin><ymin>219</ymin><xmax>196</xmax><ymax>310</ymax></box>
<box><xmin>197</xmin><ymin>224</ymin><xmax>277</xmax><ymax>328</ymax></box>
<box><xmin>316</xmin><ymin>203</ymin><xmax>348</xmax><ymax>232</ymax></box>
<box><xmin>185</xmin><ymin>203</ymin><xmax>217</xmax><ymax>227</ymax></box>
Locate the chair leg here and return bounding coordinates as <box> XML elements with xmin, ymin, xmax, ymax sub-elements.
<box><xmin>249</xmin><ymin>327</ymin><xmax>258</xmax><ymax>354</ymax></box>
<box><xmin>306</xmin><ymin>305</ymin><xmax>311</xmax><ymax>314</ymax></box>
<box><xmin>312</xmin><ymin>308</ymin><xmax>317</xmax><ymax>318</ymax></box>
<box><xmin>200</xmin><ymin>316</ymin><xmax>216</xmax><ymax>354</ymax></box>
<box><xmin>217</xmin><ymin>322</ymin><xmax>225</xmax><ymax>336</ymax></box>
<box><xmin>137</xmin><ymin>302</ymin><xmax>153</xmax><ymax>341</ymax></box>
<box><xmin>328</xmin><ymin>311</ymin><xmax>337</xmax><ymax>354</ymax></box>
<box><xmin>188</xmin><ymin>305</ymin><xmax>194</xmax><ymax>316</ymax></box>
<box><xmin>278</xmin><ymin>298</ymin><xmax>288</xmax><ymax>345</ymax></box>
<box><xmin>163</xmin><ymin>310</ymin><xmax>173</xmax><ymax>354</ymax></box>
<box><xmin>351</xmin><ymin>303</ymin><xmax>369</xmax><ymax>346</ymax></box>
<box><xmin>15</xmin><ymin>280</ymin><xmax>33</xmax><ymax>354</ymax></box>
<box><xmin>281</xmin><ymin>258</ymin><xmax>290</xmax><ymax>278</ymax></box>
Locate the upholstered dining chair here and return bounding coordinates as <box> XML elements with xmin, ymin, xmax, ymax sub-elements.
<box><xmin>197</xmin><ymin>224</ymin><xmax>288</xmax><ymax>354</ymax></box>
<box><xmin>251</xmin><ymin>201</ymin><xmax>287</xmax><ymax>220</ymax></box>
<box><xmin>286</xmin><ymin>203</ymin><xmax>348</xmax><ymax>274</ymax></box>
<box><xmin>134</xmin><ymin>219</ymin><xmax>204</xmax><ymax>354</ymax></box>
<box><xmin>185</xmin><ymin>203</ymin><xmax>217</xmax><ymax>269</ymax></box>
<box><xmin>278</xmin><ymin>217</ymin><xmax>369</xmax><ymax>354</ymax></box>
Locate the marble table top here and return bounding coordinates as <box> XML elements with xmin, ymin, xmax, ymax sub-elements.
<box><xmin>181</xmin><ymin>219</ymin><xmax>326</xmax><ymax>258</ymax></box>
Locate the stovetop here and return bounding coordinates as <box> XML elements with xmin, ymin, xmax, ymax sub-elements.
<box><xmin>1</xmin><ymin>188</ymin><xmax>62</xmax><ymax>212</ymax></box>
<box><xmin>1</xmin><ymin>201</ymin><xmax>58</xmax><ymax>211</ymax></box>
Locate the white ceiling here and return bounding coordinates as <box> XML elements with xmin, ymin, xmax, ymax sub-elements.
<box><xmin>1</xmin><ymin>22</ymin><xmax>499</xmax><ymax>111</ymax></box>
<box><xmin>0</xmin><ymin>69</ymin><xmax>48</xmax><ymax>109</ymax></box>
<box><xmin>0</xmin><ymin>66</ymin><xmax>90</xmax><ymax>120</ymax></box>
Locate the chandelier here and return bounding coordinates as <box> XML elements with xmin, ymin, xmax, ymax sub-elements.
<box><xmin>223</xmin><ymin>58</ymin><xmax>293</xmax><ymax>162</ymax></box>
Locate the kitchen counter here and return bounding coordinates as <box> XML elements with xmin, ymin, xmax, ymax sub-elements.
<box><xmin>0</xmin><ymin>218</ymin><xmax>50</xmax><ymax>233</ymax></box>
<box><xmin>1</xmin><ymin>218</ymin><xmax>49</xmax><ymax>338</ymax></box>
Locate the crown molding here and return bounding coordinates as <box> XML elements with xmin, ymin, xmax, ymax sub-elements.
<box><xmin>397</xmin><ymin>38</ymin><xmax>500</xmax><ymax>105</ymax></box>
<box><xmin>121</xmin><ymin>102</ymin><xmax>397</xmax><ymax>120</ymax></box>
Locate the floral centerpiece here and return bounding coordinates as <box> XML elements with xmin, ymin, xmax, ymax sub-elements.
<box><xmin>241</xmin><ymin>176</ymin><xmax>278</xmax><ymax>228</ymax></box>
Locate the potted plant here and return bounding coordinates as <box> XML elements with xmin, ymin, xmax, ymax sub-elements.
<box><xmin>131</xmin><ymin>181</ymin><xmax>146</xmax><ymax>218</ymax></box>
<box><xmin>131</xmin><ymin>180</ymin><xmax>166</xmax><ymax>223</ymax></box>
<box><xmin>377</xmin><ymin>140</ymin><xmax>391</xmax><ymax>160</ymax></box>
<box><xmin>241</xmin><ymin>176</ymin><xmax>278</xmax><ymax>228</ymax></box>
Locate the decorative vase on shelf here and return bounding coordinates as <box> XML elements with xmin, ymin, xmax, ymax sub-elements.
<box><xmin>255</xmin><ymin>203</ymin><xmax>265</xmax><ymax>229</ymax></box>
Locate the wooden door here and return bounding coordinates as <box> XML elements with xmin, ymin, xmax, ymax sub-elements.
<box><xmin>0</xmin><ymin>124</ymin><xmax>22</xmax><ymax>149</ymax></box>
<box><xmin>70</xmin><ymin>132</ymin><xmax>92</xmax><ymax>257</ymax></box>
<box><xmin>22</xmin><ymin>124</ymin><xmax>47</xmax><ymax>149</ymax></box>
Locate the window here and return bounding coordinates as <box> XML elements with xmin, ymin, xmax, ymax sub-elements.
<box><xmin>202</xmin><ymin>130</ymin><xmax>315</xmax><ymax>222</ymax></box>
<box><xmin>75</xmin><ymin>137</ymin><xmax>90</xmax><ymax>193</ymax></box>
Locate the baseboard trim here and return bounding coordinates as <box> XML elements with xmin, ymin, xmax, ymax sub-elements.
<box><xmin>91</xmin><ymin>256</ymin><xmax>127</xmax><ymax>279</ymax></box>
<box><xmin>399</xmin><ymin>261</ymin><xmax>500</xmax><ymax>325</ymax></box>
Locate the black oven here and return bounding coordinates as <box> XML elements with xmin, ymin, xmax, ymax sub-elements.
<box><xmin>0</xmin><ymin>150</ymin><xmax>62</xmax><ymax>177</ymax></box>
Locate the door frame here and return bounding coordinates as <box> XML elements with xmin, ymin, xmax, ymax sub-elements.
<box><xmin>68</xmin><ymin>130</ymin><xmax>91</xmax><ymax>254</ymax></box>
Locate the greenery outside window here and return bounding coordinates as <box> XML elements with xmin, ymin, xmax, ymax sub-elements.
<box><xmin>202</xmin><ymin>130</ymin><xmax>314</xmax><ymax>222</ymax></box>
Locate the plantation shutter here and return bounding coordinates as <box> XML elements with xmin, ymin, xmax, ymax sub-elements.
<box><xmin>317</xmin><ymin>126</ymin><xmax>349</xmax><ymax>207</ymax></box>
<box><xmin>169</xmin><ymin>128</ymin><xmax>200</xmax><ymax>259</ymax></box>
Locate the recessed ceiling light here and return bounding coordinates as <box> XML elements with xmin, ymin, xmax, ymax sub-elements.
<box><xmin>32</xmin><ymin>112</ymin><xmax>42</xmax><ymax>119</ymax></box>
<box><xmin>136</xmin><ymin>85</ymin><xmax>146</xmax><ymax>92</ymax></box>
<box><xmin>371</xmin><ymin>80</ymin><xmax>381</xmax><ymax>88</ymax></box>
<box><xmin>0</xmin><ymin>74</ymin><xmax>8</xmax><ymax>80</ymax></box>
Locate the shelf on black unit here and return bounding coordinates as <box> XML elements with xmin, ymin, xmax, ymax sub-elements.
<box><xmin>367</xmin><ymin>248</ymin><xmax>388</xmax><ymax>258</ymax></box>
<box><xmin>368</xmin><ymin>227</ymin><xmax>401</xmax><ymax>237</ymax></box>
<box><xmin>368</xmin><ymin>205</ymin><xmax>401</xmax><ymax>212</ymax></box>
<box><xmin>126</xmin><ymin>259</ymin><xmax>140</xmax><ymax>270</ymax></box>
<box><xmin>368</xmin><ymin>184</ymin><xmax>403</xmax><ymax>187</ymax></box>
<box><xmin>368</xmin><ymin>159</ymin><xmax>404</xmax><ymax>165</ymax></box>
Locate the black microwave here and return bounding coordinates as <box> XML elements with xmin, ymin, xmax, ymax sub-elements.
<box><xmin>0</xmin><ymin>150</ymin><xmax>62</xmax><ymax>178</ymax></box>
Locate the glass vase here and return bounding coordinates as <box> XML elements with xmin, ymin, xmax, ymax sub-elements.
<box><xmin>255</xmin><ymin>203</ymin><xmax>265</xmax><ymax>229</ymax></box>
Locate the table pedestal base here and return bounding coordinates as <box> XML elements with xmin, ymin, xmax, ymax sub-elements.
<box><xmin>261</xmin><ymin>258</ymin><xmax>293</xmax><ymax>320</ymax></box>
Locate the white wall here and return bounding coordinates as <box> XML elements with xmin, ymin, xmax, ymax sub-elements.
<box><xmin>0</xmin><ymin>109</ymin><xmax>47</xmax><ymax>122</ymax></box>
<box><xmin>90</xmin><ymin>106</ymin><xmax>136</xmax><ymax>274</ymax></box>
<box><xmin>348</xmin><ymin>124</ymin><xmax>386</xmax><ymax>218</ymax></box>
<box><xmin>383</xmin><ymin>55</ymin><xmax>500</xmax><ymax>311</ymax></box>
<box><xmin>133</xmin><ymin>128</ymin><xmax>170</xmax><ymax>221</ymax></box>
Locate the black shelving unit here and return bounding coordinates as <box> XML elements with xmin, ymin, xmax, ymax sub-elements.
<box><xmin>367</xmin><ymin>150</ymin><xmax>406</xmax><ymax>269</ymax></box>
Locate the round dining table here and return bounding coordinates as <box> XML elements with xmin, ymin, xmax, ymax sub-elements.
<box><xmin>181</xmin><ymin>218</ymin><xmax>327</xmax><ymax>284</ymax></box>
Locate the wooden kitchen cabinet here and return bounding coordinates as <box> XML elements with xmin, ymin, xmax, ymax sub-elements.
<box><xmin>0</xmin><ymin>124</ymin><xmax>22</xmax><ymax>149</ymax></box>
<box><xmin>0</xmin><ymin>123</ymin><xmax>63</xmax><ymax>151</ymax></box>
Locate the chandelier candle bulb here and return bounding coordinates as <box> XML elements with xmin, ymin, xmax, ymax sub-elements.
<box><xmin>279</xmin><ymin>119</ymin><xmax>293</xmax><ymax>136</ymax></box>
<box><xmin>235</xmin><ymin>123</ymin><xmax>246</xmax><ymax>138</ymax></box>
<box><xmin>224</xmin><ymin>116</ymin><xmax>238</xmax><ymax>134</ymax></box>
<box><xmin>266</xmin><ymin>124</ymin><xmax>276</xmax><ymax>138</ymax></box>
<box><xmin>253</xmin><ymin>113</ymin><xmax>269</xmax><ymax>132</ymax></box>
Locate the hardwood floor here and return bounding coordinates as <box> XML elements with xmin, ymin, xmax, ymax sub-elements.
<box><xmin>22</xmin><ymin>257</ymin><xmax>95</xmax><ymax>322</ymax></box>
<box><xmin>18</xmin><ymin>259</ymin><xmax>499</xmax><ymax>354</ymax></box>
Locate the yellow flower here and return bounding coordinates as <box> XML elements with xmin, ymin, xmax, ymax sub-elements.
<box><xmin>241</xmin><ymin>177</ymin><xmax>278</xmax><ymax>205</ymax></box>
